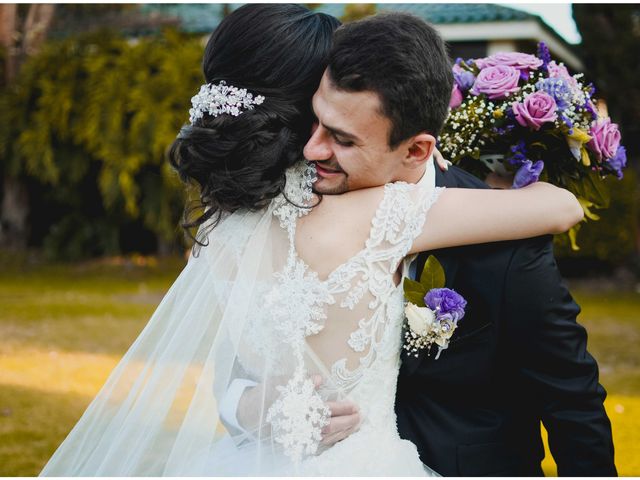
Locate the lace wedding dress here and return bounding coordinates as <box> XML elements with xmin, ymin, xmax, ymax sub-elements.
<box><xmin>40</xmin><ymin>162</ymin><xmax>442</xmax><ymax>477</ymax></box>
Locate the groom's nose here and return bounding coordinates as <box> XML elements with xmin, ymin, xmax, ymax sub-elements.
<box><xmin>304</xmin><ymin>124</ymin><xmax>333</xmax><ymax>161</ymax></box>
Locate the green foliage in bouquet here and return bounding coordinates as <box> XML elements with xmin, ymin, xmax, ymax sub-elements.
<box><xmin>440</xmin><ymin>43</ymin><xmax>627</xmax><ymax>250</ymax></box>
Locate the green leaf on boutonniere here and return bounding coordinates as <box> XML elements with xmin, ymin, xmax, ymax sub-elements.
<box><xmin>403</xmin><ymin>278</ymin><xmax>426</xmax><ymax>307</ymax></box>
<box><xmin>419</xmin><ymin>255</ymin><xmax>446</xmax><ymax>291</ymax></box>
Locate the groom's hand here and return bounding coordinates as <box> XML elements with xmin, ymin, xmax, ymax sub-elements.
<box><xmin>321</xmin><ymin>400</ymin><xmax>361</xmax><ymax>446</ymax></box>
<box><xmin>310</xmin><ymin>375</ymin><xmax>361</xmax><ymax>446</ymax></box>
<box><xmin>433</xmin><ymin>148</ymin><xmax>452</xmax><ymax>172</ymax></box>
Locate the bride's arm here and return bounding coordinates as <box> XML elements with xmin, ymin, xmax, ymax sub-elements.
<box><xmin>410</xmin><ymin>182</ymin><xmax>583</xmax><ymax>254</ymax></box>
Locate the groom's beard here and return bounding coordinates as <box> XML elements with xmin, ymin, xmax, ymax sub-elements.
<box><xmin>312</xmin><ymin>161</ymin><xmax>349</xmax><ymax>195</ymax></box>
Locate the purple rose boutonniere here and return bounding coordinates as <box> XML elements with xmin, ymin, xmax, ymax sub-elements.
<box><xmin>403</xmin><ymin>256</ymin><xmax>467</xmax><ymax>359</ymax></box>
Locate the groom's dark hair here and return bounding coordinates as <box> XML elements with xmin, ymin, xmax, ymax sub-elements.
<box><xmin>327</xmin><ymin>13</ymin><xmax>453</xmax><ymax>149</ymax></box>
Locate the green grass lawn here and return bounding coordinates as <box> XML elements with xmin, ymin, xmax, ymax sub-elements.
<box><xmin>0</xmin><ymin>255</ymin><xmax>638</xmax><ymax>476</ymax></box>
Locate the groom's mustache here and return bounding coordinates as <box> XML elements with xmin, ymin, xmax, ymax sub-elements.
<box><xmin>312</xmin><ymin>161</ymin><xmax>345</xmax><ymax>174</ymax></box>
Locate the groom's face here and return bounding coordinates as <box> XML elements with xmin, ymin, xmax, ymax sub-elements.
<box><xmin>304</xmin><ymin>72</ymin><xmax>411</xmax><ymax>194</ymax></box>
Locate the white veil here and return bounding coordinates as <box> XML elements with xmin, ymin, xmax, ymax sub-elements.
<box><xmin>40</xmin><ymin>162</ymin><xmax>340</xmax><ymax>476</ymax></box>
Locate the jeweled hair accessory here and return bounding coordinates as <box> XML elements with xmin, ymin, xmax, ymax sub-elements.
<box><xmin>188</xmin><ymin>80</ymin><xmax>265</xmax><ymax>124</ymax></box>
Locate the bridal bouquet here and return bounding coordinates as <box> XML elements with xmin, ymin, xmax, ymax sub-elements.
<box><xmin>403</xmin><ymin>256</ymin><xmax>467</xmax><ymax>360</ymax></box>
<box><xmin>440</xmin><ymin>43</ymin><xmax>627</xmax><ymax>249</ymax></box>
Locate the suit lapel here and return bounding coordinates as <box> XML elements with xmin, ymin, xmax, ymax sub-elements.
<box><xmin>401</xmin><ymin>166</ymin><xmax>462</xmax><ymax>375</ymax></box>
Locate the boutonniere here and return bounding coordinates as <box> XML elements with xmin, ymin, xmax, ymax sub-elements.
<box><xmin>403</xmin><ymin>256</ymin><xmax>467</xmax><ymax>360</ymax></box>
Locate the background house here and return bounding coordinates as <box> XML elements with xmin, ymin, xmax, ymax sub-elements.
<box><xmin>142</xmin><ymin>3</ymin><xmax>583</xmax><ymax>70</ymax></box>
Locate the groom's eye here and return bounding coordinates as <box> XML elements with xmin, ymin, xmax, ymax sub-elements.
<box><xmin>335</xmin><ymin>136</ymin><xmax>354</xmax><ymax>147</ymax></box>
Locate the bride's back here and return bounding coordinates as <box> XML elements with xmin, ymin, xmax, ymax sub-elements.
<box><xmin>279</xmin><ymin>180</ymin><xmax>429</xmax><ymax>394</ymax></box>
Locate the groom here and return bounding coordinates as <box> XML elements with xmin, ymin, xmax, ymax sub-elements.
<box><xmin>304</xmin><ymin>12</ymin><xmax>616</xmax><ymax>476</ymax></box>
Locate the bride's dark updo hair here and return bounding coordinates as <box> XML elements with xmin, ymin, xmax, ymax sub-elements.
<box><xmin>169</xmin><ymin>4</ymin><xmax>340</xmax><ymax>244</ymax></box>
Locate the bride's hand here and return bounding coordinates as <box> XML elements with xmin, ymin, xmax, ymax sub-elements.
<box><xmin>433</xmin><ymin>148</ymin><xmax>452</xmax><ymax>172</ymax></box>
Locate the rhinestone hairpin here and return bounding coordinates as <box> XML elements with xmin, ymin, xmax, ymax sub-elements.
<box><xmin>188</xmin><ymin>80</ymin><xmax>265</xmax><ymax>124</ymax></box>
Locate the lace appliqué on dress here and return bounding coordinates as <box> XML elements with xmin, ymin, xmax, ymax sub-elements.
<box><xmin>262</xmin><ymin>162</ymin><xmax>334</xmax><ymax>465</ymax></box>
<box><xmin>329</xmin><ymin>183</ymin><xmax>444</xmax><ymax>390</ymax></box>
<box><xmin>272</xmin><ymin>161</ymin><xmax>316</xmax><ymax>229</ymax></box>
<box><xmin>265</xmin><ymin>366</ymin><xmax>331</xmax><ymax>465</ymax></box>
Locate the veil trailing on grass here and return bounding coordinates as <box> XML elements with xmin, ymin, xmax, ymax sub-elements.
<box><xmin>40</xmin><ymin>162</ymin><xmax>340</xmax><ymax>476</ymax></box>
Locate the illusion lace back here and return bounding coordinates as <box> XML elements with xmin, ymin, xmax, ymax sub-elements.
<box><xmin>233</xmin><ymin>163</ymin><xmax>444</xmax><ymax>475</ymax></box>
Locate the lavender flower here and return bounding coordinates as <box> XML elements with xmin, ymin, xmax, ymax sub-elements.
<box><xmin>537</xmin><ymin>42</ymin><xmax>552</xmax><ymax>71</ymax></box>
<box><xmin>454</xmin><ymin>70</ymin><xmax>476</xmax><ymax>92</ymax></box>
<box><xmin>492</xmin><ymin>124</ymin><xmax>516</xmax><ymax>136</ymax></box>
<box><xmin>559</xmin><ymin>112</ymin><xmax>574</xmax><ymax>134</ymax></box>
<box><xmin>424</xmin><ymin>288</ymin><xmax>467</xmax><ymax>323</ymax></box>
<box><xmin>508</xmin><ymin>140</ymin><xmax>528</xmax><ymax>167</ymax></box>
<box><xmin>513</xmin><ymin>160</ymin><xmax>544</xmax><ymax>188</ymax></box>
<box><xmin>584</xmin><ymin>100</ymin><xmax>598</xmax><ymax>121</ymax></box>
<box><xmin>535</xmin><ymin>77</ymin><xmax>572</xmax><ymax>110</ymax></box>
<box><xmin>607</xmin><ymin>145</ymin><xmax>627</xmax><ymax>179</ymax></box>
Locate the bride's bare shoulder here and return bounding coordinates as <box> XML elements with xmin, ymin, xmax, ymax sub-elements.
<box><xmin>310</xmin><ymin>186</ymin><xmax>386</xmax><ymax>230</ymax></box>
<box><xmin>295</xmin><ymin>186</ymin><xmax>386</xmax><ymax>277</ymax></box>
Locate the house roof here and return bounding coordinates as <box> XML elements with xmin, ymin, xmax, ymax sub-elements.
<box><xmin>139</xmin><ymin>3</ymin><xmax>581</xmax><ymax>68</ymax></box>
<box><xmin>315</xmin><ymin>3</ymin><xmax>533</xmax><ymax>24</ymax></box>
<box><xmin>139</xmin><ymin>3</ymin><xmax>229</xmax><ymax>34</ymax></box>
<box><xmin>141</xmin><ymin>3</ymin><xmax>535</xmax><ymax>34</ymax></box>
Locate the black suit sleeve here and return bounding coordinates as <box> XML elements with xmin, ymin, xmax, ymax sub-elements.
<box><xmin>437</xmin><ymin>164</ymin><xmax>491</xmax><ymax>190</ymax></box>
<box><xmin>503</xmin><ymin>235</ymin><xmax>616</xmax><ymax>476</ymax></box>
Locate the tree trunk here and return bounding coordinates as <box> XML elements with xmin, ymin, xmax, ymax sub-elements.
<box><xmin>0</xmin><ymin>5</ymin><xmax>55</xmax><ymax>251</ymax></box>
<box><xmin>21</xmin><ymin>4</ymin><xmax>55</xmax><ymax>57</ymax></box>
<box><xmin>0</xmin><ymin>175</ymin><xmax>29</xmax><ymax>249</ymax></box>
<box><xmin>0</xmin><ymin>4</ymin><xmax>18</xmax><ymax>84</ymax></box>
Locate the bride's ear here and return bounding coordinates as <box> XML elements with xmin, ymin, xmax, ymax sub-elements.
<box><xmin>403</xmin><ymin>133</ymin><xmax>436</xmax><ymax>169</ymax></box>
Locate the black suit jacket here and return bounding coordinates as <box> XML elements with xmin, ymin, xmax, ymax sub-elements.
<box><xmin>395</xmin><ymin>166</ymin><xmax>616</xmax><ymax>476</ymax></box>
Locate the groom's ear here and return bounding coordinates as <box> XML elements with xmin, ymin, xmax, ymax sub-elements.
<box><xmin>403</xmin><ymin>133</ymin><xmax>436</xmax><ymax>169</ymax></box>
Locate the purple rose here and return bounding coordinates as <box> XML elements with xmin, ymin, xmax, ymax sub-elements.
<box><xmin>512</xmin><ymin>91</ymin><xmax>558</xmax><ymax>130</ymax></box>
<box><xmin>424</xmin><ymin>288</ymin><xmax>467</xmax><ymax>323</ymax></box>
<box><xmin>454</xmin><ymin>70</ymin><xmax>476</xmax><ymax>92</ymax></box>
<box><xmin>449</xmin><ymin>84</ymin><xmax>463</xmax><ymax>109</ymax></box>
<box><xmin>513</xmin><ymin>160</ymin><xmax>544</xmax><ymax>188</ymax></box>
<box><xmin>607</xmin><ymin>145</ymin><xmax>627</xmax><ymax>179</ymax></box>
<box><xmin>588</xmin><ymin>118</ymin><xmax>621</xmax><ymax>160</ymax></box>
<box><xmin>471</xmin><ymin>65</ymin><xmax>520</xmax><ymax>100</ymax></box>
<box><xmin>476</xmin><ymin>52</ymin><xmax>543</xmax><ymax>72</ymax></box>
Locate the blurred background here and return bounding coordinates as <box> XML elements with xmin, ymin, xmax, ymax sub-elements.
<box><xmin>0</xmin><ymin>3</ymin><xmax>637</xmax><ymax>476</ymax></box>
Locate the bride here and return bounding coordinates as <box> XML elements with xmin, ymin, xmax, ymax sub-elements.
<box><xmin>40</xmin><ymin>4</ymin><xmax>584</xmax><ymax>476</ymax></box>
